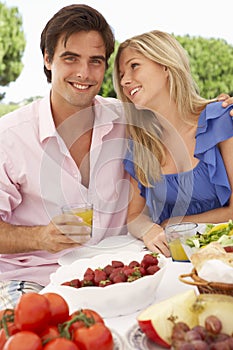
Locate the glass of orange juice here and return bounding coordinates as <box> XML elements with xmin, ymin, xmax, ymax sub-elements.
<box><xmin>165</xmin><ymin>222</ymin><xmax>198</xmax><ymax>262</ymax></box>
<box><xmin>61</xmin><ymin>202</ymin><xmax>93</xmax><ymax>243</ymax></box>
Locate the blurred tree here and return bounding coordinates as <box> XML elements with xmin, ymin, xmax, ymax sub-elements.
<box><xmin>100</xmin><ymin>36</ymin><xmax>233</xmax><ymax>99</ymax></box>
<box><xmin>0</xmin><ymin>2</ymin><xmax>26</xmax><ymax>100</ymax></box>
<box><xmin>175</xmin><ymin>35</ymin><xmax>233</xmax><ymax>98</ymax></box>
<box><xmin>100</xmin><ymin>42</ymin><xmax>119</xmax><ymax>98</ymax></box>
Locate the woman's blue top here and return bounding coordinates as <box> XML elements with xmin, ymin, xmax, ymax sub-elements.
<box><xmin>123</xmin><ymin>102</ymin><xmax>233</xmax><ymax>224</ymax></box>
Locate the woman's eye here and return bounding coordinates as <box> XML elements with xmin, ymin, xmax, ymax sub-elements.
<box><xmin>131</xmin><ymin>63</ymin><xmax>139</xmax><ymax>69</ymax></box>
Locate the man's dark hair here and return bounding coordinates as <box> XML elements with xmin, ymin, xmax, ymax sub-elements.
<box><xmin>40</xmin><ymin>4</ymin><xmax>115</xmax><ymax>82</ymax></box>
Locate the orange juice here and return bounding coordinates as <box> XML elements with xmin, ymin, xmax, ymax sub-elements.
<box><xmin>62</xmin><ymin>203</ymin><xmax>93</xmax><ymax>229</ymax></box>
<box><xmin>168</xmin><ymin>238</ymin><xmax>189</xmax><ymax>262</ymax></box>
<box><xmin>74</xmin><ymin>208</ymin><xmax>93</xmax><ymax>226</ymax></box>
<box><xmin>165</xmin><ymin>223</ymin><xmax>198</xmax><ymax>262</ymax></box>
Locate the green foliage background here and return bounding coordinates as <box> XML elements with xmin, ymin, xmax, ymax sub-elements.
<box><xmin>176</xmin><ymin>35</ymin><xmax>233</xmax><ymax>98</ymax></box>
<box><xmin>0</xmin><ymin>2</ymin><xmax>26</xmax><ymax>101</ymax></box>
<box><xmin>0</xmin><ymin>0</ymin><xmax>233</xmax><ymax>118</ymax></box>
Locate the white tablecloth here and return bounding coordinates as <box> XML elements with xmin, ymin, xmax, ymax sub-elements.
<box><xmin>41</xmin><ymin>236</ymin><xmax>197</xmax><ymax>349</ymax></box>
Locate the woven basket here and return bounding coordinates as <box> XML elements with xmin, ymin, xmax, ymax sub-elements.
<box><xmin>179</xmin><ymin>268</ymin><xmax>233</xmax><ymax>296</ymax></box>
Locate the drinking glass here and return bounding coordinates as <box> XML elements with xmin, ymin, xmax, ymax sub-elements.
<box><xmin>165</xmin><ymin>222</ymin><xmax>198</xmax><ymax>262</ymax></box>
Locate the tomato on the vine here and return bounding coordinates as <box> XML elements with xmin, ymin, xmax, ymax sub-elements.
<box><xmin>0</xmin><ymin>310</ymin><xmax>13</xmax><ymax>326</ymax></box>
<box><xmin>0</xmin><ymin>309</ymin><xmax>19</xmax><ymax>350</ymax></box>
<box><xmin>0</xmin><ymin>323</ymin><xmax>19</xmax><ymax>350</ymax></box>
<box><xmin>69</xmin><ymin>309</ymin><xmax>104</xmax><ymax>334</ymax></box>
<box><xmin>3</xmin><ymin>331</ymin><xmax>42</xmax><ymax>350</ymax></box>
<box><xmin>43</xmin><ymin>292</ymin><xmax>69</xmax><ymax>325</ymax></box>
<box><xmin>39</xmin><ymin>325</ymin><xmax>60</xmax><ymax>344</ymax></box>
<box><xmin>43</xmin><ymin>338</ymin><xmax>80</xmax><ymax>350</ymax></box>
<box><xmin>72</xmin><ymin>322</ymin><xmax>113</xmax><ymax>350</ymax></box>
<box><xmin>14</xmin><ymin>293</ymin><xmax>51</xmax><ymax>333</ymax></box>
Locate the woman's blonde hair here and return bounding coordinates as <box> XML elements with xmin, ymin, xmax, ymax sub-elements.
<box><xmin>113</xmin><ymin>30</ymin><xmax>216</xmax><ymax>186</ymax></box>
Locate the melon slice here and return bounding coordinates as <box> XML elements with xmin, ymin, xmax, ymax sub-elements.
<box><xmin>192</xmin><ymin>293</ymin><xmax>233</xmax><ymax>335</ymax></box>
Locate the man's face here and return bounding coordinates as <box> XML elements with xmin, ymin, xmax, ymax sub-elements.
<box><xmin>44</xmin><ymin>30</ymin><xmax>106</xmax><ymax>114</ymax></box>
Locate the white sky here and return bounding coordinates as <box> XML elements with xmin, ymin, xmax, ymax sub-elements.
<box><xmin>2</xmin><ymin>0</ymin><xmax>233</xmax><ymax>103</ymax></box>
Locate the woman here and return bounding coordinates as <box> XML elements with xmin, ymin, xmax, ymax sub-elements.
<box><xmin>113</xmin><ymin>30</ymin><xmax>233</xmax><ymax>256</ymax></box>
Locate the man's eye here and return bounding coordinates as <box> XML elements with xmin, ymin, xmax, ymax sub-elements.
<box><xmin>64</xmin><ymin>56</ymin><xmax>76</xmax><ymax>62</ymax></box>
<box><xmin>91</xmin><ymin>59</ymin><xmax>104</xmax><ymax>65</ymax></box>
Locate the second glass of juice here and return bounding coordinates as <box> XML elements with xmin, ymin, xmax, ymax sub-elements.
<box><xmin>165</xmin><ymin>222</ymin><xmax>198</xmax><ymax>262</ymax></box>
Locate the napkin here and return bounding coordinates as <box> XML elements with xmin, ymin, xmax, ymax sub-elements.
<box><xmin>198</xmin><ymin>259</ymin><xmax>233</xmax><ymax>283</ymax></box>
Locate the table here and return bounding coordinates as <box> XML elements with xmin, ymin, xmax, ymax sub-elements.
<box><xmin>104</xmin><ymin>258</ymin><xmax>197</xmax><ymax>348</ymax></box>
<box><xmin>41</xmin><ymin>236</ymin><xmax>198</xmax><ymax>349</ymax></box>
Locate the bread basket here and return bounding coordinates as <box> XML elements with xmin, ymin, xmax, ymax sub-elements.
<box><xmin>179</xmin><ymin>268</ymin><xmax>233</xmax><ymax>296</ymax></box>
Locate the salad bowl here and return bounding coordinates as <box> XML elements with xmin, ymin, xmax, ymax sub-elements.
<box><xmin>181</xmin><ymin>221</ymin><xmax>233</xmax><ymax>260</ymax></box>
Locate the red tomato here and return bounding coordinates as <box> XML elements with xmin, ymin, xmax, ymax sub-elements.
<box><xmin>0</xmin><ymin>324</ymin><xmax>19</xmax><ymax>350</ymax></box>
<box><xmin>43</xmin><ymin>292</ymin><xmax>69</xmax><ymax>325</ymax></box>
<box><xmin>39</xmin><ymin>325</ymin><xmax>60</xmax><ymax>344</ymax></box>
<box><xmin>3</xmin><ymin>331</ymin><xmax>42</xmax><ymax>350</ymax></box>
<box><xmin>14</xmin><ymin>293</ymin><xmax>51</xmax><ymax>333</ymax></box>
<box><xmin>224</xmin><ymin>246</ymin><xmax>233</xmax><ymax>252</ymax></box>
<box><xmin>43</xmin><ymin>338</ymin><xmax>80</xmax><ymax>350</ymax></box>
<box><xmin>73</xmin><ymin>322</ymin><xmax>113</xmax><ymax>350</ymax></box>
<box><xmin>69</xmin><ymin>309</ymin><xmax>104</xmax><ymax>335</ymax></box>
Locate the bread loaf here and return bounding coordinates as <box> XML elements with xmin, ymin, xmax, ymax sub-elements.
<box><xmin>190</xmin><ymin>242</ymin><xmax>233</xmax><ymax>273</ymax></box>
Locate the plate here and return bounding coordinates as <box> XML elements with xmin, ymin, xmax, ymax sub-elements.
<box><xmin>111</xmin><ymin>329</ymin><xmax>125</xmax><ymax>350</ymax></box>
<box><xmin>126</xmin><ymin>324</ymin><xmax>165</xmax><ymax>350</ymax></box>
<box><xmin>181</xmin><ymin>222</ymin><xmax>232</xmax><ymax>260</ymax></box>
<box><xmin>180</xmin><ymin>223</ymin><xmax>206</xmax><ymax>260</ymax></box>
<box><xmin>41</xmin><ymin>251</ymin><xmax>167</xmax><ymax>318</ymax></box>
<box><xmin>58</xmin><ymin>234</ymin><xmax>145</xmax><ymax>265</ymax></box>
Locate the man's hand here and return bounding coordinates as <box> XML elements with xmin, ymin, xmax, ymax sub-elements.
<box><xmin>217</xmin><ymin>93</ymin><xmax>233</xmax><ymax>116</ymax></box>
<box><xmin>37</xmin><ymin>214</ymin><xmax>91</xmax><ymax>253</ymax></box>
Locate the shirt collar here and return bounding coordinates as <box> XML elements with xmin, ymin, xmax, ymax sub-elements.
<box><xmin>38</xmin><ymin>94</ymin><xmax>124</xmax><ymax>143</ymax></box>
<box><xmin>38</xmin><ymin>94</ymin><xmax>57</xmax><ymax>143</ymax></box>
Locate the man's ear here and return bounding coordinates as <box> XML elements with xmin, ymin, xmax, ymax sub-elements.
<box><xmin>44</xmin><ymin>50</ymin><xmax>51</xmax><ymax>70</ymax></box>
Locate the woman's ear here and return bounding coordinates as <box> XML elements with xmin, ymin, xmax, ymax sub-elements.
<box><xmin>163</xmin><ymin>65</ymin><xmax>169</xmax><ymax>78</ymax></box>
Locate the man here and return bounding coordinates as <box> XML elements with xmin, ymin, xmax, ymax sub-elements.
<box><xmin>0</xmin><ymin>4</ymin><xmax>129</xmax><ymax>308</ymax></box>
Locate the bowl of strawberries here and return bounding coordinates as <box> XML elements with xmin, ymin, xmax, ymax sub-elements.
<box><xmin>42</xmin><ymin>251</ymin><xmax>167</xmax><ymax>318</ymax></box>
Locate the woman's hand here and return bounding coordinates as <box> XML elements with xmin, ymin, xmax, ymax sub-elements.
<box><xmin>143</xmin><ymin>224</ymin><xmax>170</xmax><ymax>257</ymax></box>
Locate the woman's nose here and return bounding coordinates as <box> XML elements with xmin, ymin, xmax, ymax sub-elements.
<box><xmin>121</xmin><ymin>72</ymin><xmax>132</xmax><ymax>86</ymax></box>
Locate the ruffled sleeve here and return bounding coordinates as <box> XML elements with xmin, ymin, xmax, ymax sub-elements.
<box><xmin>195</xmin><ymin>101</ymin><xmax>233</xmax><ymax>205</ymax></box>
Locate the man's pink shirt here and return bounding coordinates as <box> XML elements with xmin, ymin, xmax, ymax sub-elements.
<box><xmin>0</xmin><ymin>95</ymin><xmax>130</xmax><ymax>285</ymax></box>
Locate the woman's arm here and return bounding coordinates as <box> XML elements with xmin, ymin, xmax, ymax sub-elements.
<box><xmin>127</xmin><ymin>176</ymin><xmax>170</xmax><ymax>256</ymax></box>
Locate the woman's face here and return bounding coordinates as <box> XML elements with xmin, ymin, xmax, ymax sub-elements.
<box><xmin>118</xmin><ymin>47</ymin><xmax>169</xmax><ymax>111</ymax></box>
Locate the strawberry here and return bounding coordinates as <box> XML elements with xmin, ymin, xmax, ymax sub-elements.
<box><xmin>61</xmin><ymin>278</ymin><xmax>81</xmax><ymax>288</ymax></box>
<box><xmin>103</xmin><ymin>264</ymin><xmax>114</xmax><ymax>276</ymax></box>
<box><xmin>84</xmin><ymin>267</ymin><xmax>95</xmax><ymax>282</ymax></box>
<box><xmin>111</xmin><ymin>260</ymin><xmax>124</xmax><ymax>268</ymax></box>
<box><xmin>146</xmin><ymin>265</ymin><xmax>160</xmax><ymax>275</ymax></box>
<box><xmin>128</xmin><ymin>260</ymin><xmax>140</xmax><ymax>268</ymax></box>
<box><xmin>94</xmin><ymin>269</ymin><xmax>107</xmax><ymax>285</ymax></box>
<box><xmin>141</xmin><ymin>253</ymin><xmax>159</xmax><ymax>268</ymax></box>
<box><xmin>98</xmin><ymin>279</ymin><xmax>112</xmax><ymax>287</ymax></box>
